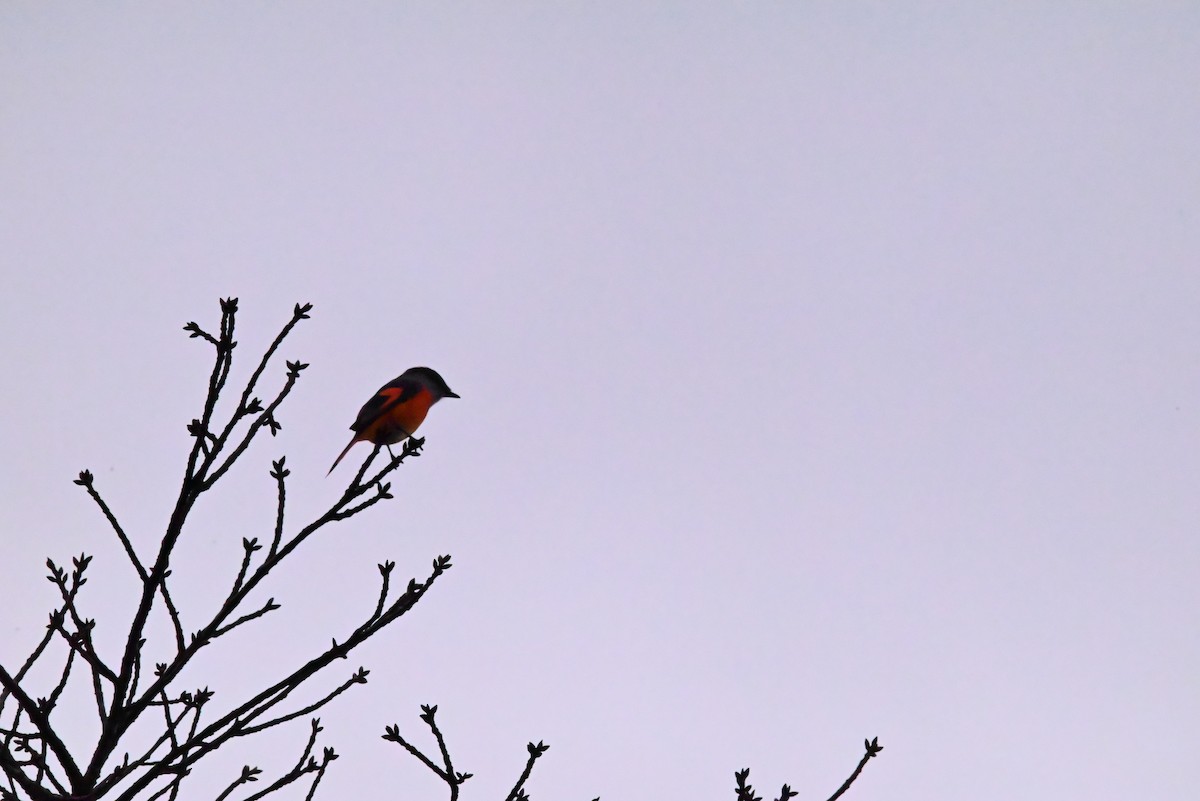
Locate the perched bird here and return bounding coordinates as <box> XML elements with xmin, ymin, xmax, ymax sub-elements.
<box><xmin>328</xmin><ymin>366</ymin><xmax>459</xmax><ymax>474</ymax></box>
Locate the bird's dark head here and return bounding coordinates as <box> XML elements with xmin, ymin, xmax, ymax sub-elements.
<box><xmin>405</xmin><ymin>366</ymin><xmax>459</xmax><ymax>400</ymax></box>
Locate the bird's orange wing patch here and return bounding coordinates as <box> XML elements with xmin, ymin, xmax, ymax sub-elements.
<box><xmin>350</xmin><ymin>386</ymin><xmax>408</xmax><ymax>432</ymax></box>
<box><xmin>355</xmin><ymin>388</ymin><xmax>434</xmax><ymax>444</ymax></box>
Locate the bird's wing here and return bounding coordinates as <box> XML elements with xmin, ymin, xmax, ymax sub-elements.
<box><xmin>350</xmin><ymin>376</ymin><xmax>421</xmax><ymax>432</ymax></box>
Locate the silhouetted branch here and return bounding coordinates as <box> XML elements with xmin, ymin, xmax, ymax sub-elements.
<box><xmin>74</xmin><ymin>472</ymin><xmax>147</xmax><ymax>582</ymax></box>
<box><xmin>423</xmin><ymin>707</ymin><xmax>458</xmax><ymax>792</ymax></box>
<box><xmin>239</xmin><ymin>671</ymin><xmax>368</xmax><ymax>736</ymax></box>
<box><xmin>372</xmin><ymin>562</ymin><xmax>395</xmax><ymax>621</ymax></box>
<box><xmin>156</xmin><ymin>576</ymin><xmax>187</xmax><ymax>656</ymax></box>
<box><xmin>825</xmin><ymin>737</ymin><xmax>883</xmax><ymax>801</ymax></box>
<box><xmin>0</xmin><ymin>301</ymin><xmax>475</xmax><ymax>801</ymax></box>
<box><xmin>338</xmin><ymin>435</ymin><xmax>423</xmax><ymax>497</ymax></box>
<box><xmin>215</xmin><ymin>717</ymin><xmax>330</xmax><ymax>801</ymax></box>
<box><xmin>40</xmin><ymin>558</ymin><xmax>116</xmax><ymax>731</ymax></box>
<box><xmin>331</xmin><ymin>481</ymin><xmax>395</xmax><ymax>520</ymax></box>
<box><xmin>735</xmin><ymin>737</ymin><xmax>882</xmax><ymax>801</ymax></box>
<box><xmin>214</xmin><ymin>764</ymin><xmax>262</xmax><ymax>801</ymax></box>
<box><xmin>367</xmin><ymin>437</ymin><xmax>424</xmax><ymax>489</ymax></box>
<box><xmin>122</xmin><ymin>451</ymin><xmax>431</xmax><ymax>730</ymax></box>
<box><xmin>98</xmin><ymin>300</ymin><xmax>245</xmax><ymax>788</ymax></box>
<box><xmin>230</xmin><ymin>538</ymin><xmax>262</xmax><ymax>598</ymax></box>
<box><xmin>348</xmin><ymin>444</ymin><xmax>383</xmax><ymax>488</ymax></box>
<box><xmin>0</xmin><ymin>662</ymin><xmax>81</xmax><ymax>790</ymax></box>
<box><xmin>300</xmin><ymin>751</ymin><xmax>334</xmax><ymax>801</ymax></box>
<box><xmin>199</xmin><ymin>359</ymin><xmax>308</xmax><ymax>491</ymax></box>
<box><xmin>241</xmin><ymin>740</ymin><xmax>334</xmax><ymax>801</ymax></box>
<box><xmin>47</xmin><ymin>614</ymin><xmax>113</xmax><ymax>686</ymax></box>
<box><xmin>3</xmin><ymin>616</ymin><xmax>58</xmax><ymax>698</ymax></box>
<box><xmin>268</xmin><ymin>458</ymin><xmax>288</xmax><ymax>557</ymax></box>
<box><xmin>188</xmin><ymin>296</ymin><xmax>239</xmax><ymax>457</ymax></box>
<box><xmin>125</xmin><ymin>690</ymin><xmax>204</xmax><ymax>781</ymax></box>
<box><xmin>383</xmin><ymin>705</ymin><xmax>558</xmax><ymax>801</ymax></box>
<box><xmin>234</xmin><ymin>303</ymin><xmax>312</xmax><ymax>437</ymax></box>
<box><xmin>382</xmin><ymin>705</ymin><xmax>466</xmax><ymax>799</ymax></box>
<box><xmin>127</xmin><ymin>651</ymin><xmax>143</xmax><ymax>707</ymax></box>
<box><xmin>210</xmin><ymin>598</ymin><xmax>281</xmax><ymax>640</ymax></box>
<box><xmin>42</xmin><ymin>648</ymin><xmax>74</xmax><ymax>717</ymax></box>
<box><xmin>1</xmin><ymin>298</ymin><xmax>820</xmax><ymax>801</ymax></box>
<box><xmin>382</xmin><ymin>727</ymin><xmax>447</xmax><ymax>782</ymax></box>
<box><xmin>734</xmin><ymin>768</ymin><xmax>760</xmax><ymax>801</ymax></box>
<box><xmin>503</xmin><ymin>741</ymin><xmax>548</xmax><ymax>801</ymax></box>
<box><xmin>152</xmin><ymin>689</ymin><xmax>184</xmax><ymax>754</ymax></box>
<box><xmin>101</xmin><ymin>556</ymin><xmax>450</xmax><ymax>801</ymax></box>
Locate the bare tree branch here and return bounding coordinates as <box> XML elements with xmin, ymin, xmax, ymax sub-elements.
<box><xmin>825</xmin><ymin>738</ymin><xmax>883</xmax><ymax>801</ymax></box>
<box><xmin>74</xmin><ymin>474</ymin><xmax>147</xmax><ymax>582</ymax></box>
<box><xmin>384</xmin><ymin>705</ymin><xmax>557</xmax><ymax>801</ymax></box>
<box><xmin>268</xmin><ymin>459</ymin><xmax>288</xmax><ymax>558</ymax></box>
<box><xmin>503</xmin><ymin>741</ymin><xmax>548</xmax><ymax>801</ymax></box>
<box><xmin>734</xmin><ymin>737</ymin><xmax>883</xmax><ymax>801</ymax></box>
<box><xmin>238</xmin><ymin>671</ymin><xmax>368</xmax><ymax>737</ymax></box>
<box><xmin>214</xmin><ymin>764</ymin><xmax>262</xmax><ymax>801</ymax></box>
<box><xmin>2</xmin><ymin>299</ymin><xmax>850</xmax><ymax>801</ymax></box>
<box><xmin>0</xmin><ymin>663</ymin><xmax>82</xmax><ymax>789</ymax></box>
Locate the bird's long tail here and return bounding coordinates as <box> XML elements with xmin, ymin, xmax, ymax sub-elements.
<box><xmin>327</xmin><ymin>435</ymin><xmax>360</xmax><ymax>476</ymax></box>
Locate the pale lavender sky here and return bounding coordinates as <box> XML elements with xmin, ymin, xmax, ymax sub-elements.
<box><xmin>1</xmin><ymin>4</ymin><xmax>1197</xmax><ymax>800</ymax></box>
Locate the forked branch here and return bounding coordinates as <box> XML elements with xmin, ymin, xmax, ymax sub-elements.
<box><xmin>0</xmin><ymin>301</ymin><xmax>456</xmax><ymax>801</ymax></box>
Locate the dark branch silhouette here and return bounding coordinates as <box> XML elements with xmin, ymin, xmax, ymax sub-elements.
<box><xmin>382</xmin><ymin>706</ymin><xmax>577</xmax><ymax>801</ymax></box>
<box><xmin>0</xmin><ymin>299</ymin><xmax>880</xmax><ymax>801</ymax></box>
<box><xmin>734</xmin><ymin>737</ymin><xmax>883</xmax><ymax>801</ymax></box>
<box><xmin>0</xmin><ymin>301</ymin><xmax>457</xmax><ymax>801</ymax></box>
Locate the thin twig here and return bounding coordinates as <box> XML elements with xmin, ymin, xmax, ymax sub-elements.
<box><xmin>0</xmin><ymin>663</ymin><xmax>82</xmax><ymax>788</ymax></box>
<box><xmin>382</xmin><ymin>728</ymin><xmax>448</xmax><ymax>782</ymax></box>
<box><xmin>241</xmin><ymin>748</ymin><xmax>332</xmax><ymax>801</ymax></box>
<box><xmin>0</xmin><ymin>611</ymin><xmax>61</xmax><ymax>715</ymax></box>
<box><xmin>47</xmin><ymin>618</ymin><xmax>117</xmax><ymax>685</ymax></box>
<box><xmin>157</xmin><ymin>577</ymin><xmax>186</xmax><ymax>655</ymax></box>
<box><xmin>229</xmin><ymin>539</ymin><xmax>261</xmax><ymax>599</ymax></box>
<box><xmin>74</xmin><ymin>474</ymin><xmax>146</xmax><ymax>581</ymax></box>
<box><xmin>210</xmin><ymin>299</ymin><xmax>238</xmax><ymax>416</ymax></box>
<box><xmin>43</xmin><ymin>646</ymin><xmax>75</xmax><ymax>713</ymax></box>
<box><xmin>210</xmin><ymin>599</ymin><xmax>281</xmax><ymax>640</ymax></box>
<box><xmin>372</xmin><ymin>562</ymin><xmax>395</xmax><ymax>621</ymax></box>
<box><xmin>127</xmin><ymin>649</ymin><xmax>142</xmax><ymax>707</ymax></box>
<box><xmin>287</xmin><ymin>719</ymin><xmax>322</xmax><ymax>775</ymax></box>
<box><xmin>269</xmin><ymin>458</ymin><xmax>288</xmax><ymax>558</ymax></box>
<box><xmin>825</xmin><ymin>738</ymin><xmax>883</xmax><ymax>801</ymax></box>
<box><xmin>424</xmin><ymin>708</ymin><xmax>457</xmax><ymax>787</ymax></box>
<box><xmin>157</xmin><ymin>689</ymin><xmax>183</xmax><ymax>754</ymax></box>
<box><xmin>301</xmin><ymin>755</ymin><xmax>333</xmax><ymax>801</ymax></box>
<box><xmin>213</xmin><ymin>765</ymin><xmax>262</xmax><ymax>801</ymax></box>
<box><xmin>504</xmin><ymin>742</ymin><xmax>548</xmax><ymax>801</ymax></box>
<box><xmin>235</xmin><ymin>303</ymin><xmax>312</xmax><ymax>429</ymax></box>
<box><xmin>199</xmin><ymin>365</ymin><xmax>306</xmax><ymax>491</ymax></box>
<box><xmin>237</xmin><ymin>671</ymin><xmax>368</xmax><ymax>736</ymax></box>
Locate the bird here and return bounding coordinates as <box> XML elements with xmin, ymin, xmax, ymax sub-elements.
<box><xmin>328</xmin><ymin>366</ymin><xmax>459</xmax><ymax>475</ymax></box>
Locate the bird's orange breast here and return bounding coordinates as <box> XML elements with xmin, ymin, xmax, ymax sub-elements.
<box><xmin>359</xmin><ymin>388</ymin><xmax>435</xmax><ymax>445</ymax></box>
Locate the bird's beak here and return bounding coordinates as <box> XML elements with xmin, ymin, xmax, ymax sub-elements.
<box><xmin>444</xmin><ymin>390</ymin><xmax>461</xmax><ymax>399</ymax></box>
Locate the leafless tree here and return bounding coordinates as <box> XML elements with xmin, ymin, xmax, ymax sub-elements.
<box><xmin>0</xmin><ymin>300</ymin><xmax>881</xmax><ymax>801</ymax></box>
